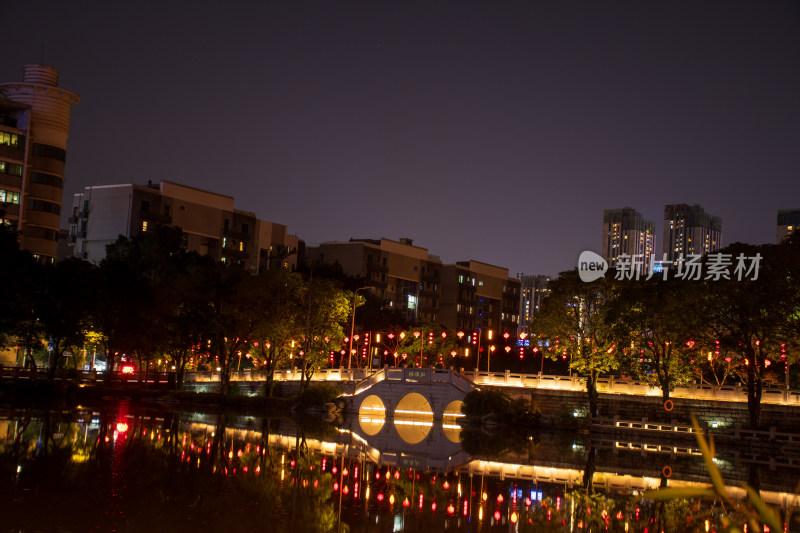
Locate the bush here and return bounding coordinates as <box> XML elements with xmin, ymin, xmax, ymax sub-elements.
<box><xmin>462</xmin><ymin>389</ymin><xmax>540</xmax><ymax>427</ymax></box>
<box><xmin>462</xmin><ymin>389</ymin><xmax>512</xmax><ymax>418</ymax></box>
<box><xmin>295</xmin><ymin>382</ymin><xmax>343</xmax><ymax>409</ymax></box>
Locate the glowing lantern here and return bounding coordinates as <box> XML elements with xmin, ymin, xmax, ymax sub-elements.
<box><xmin>511</xmin><ymin>511</ymin><xmax>518</xmax><ymax>524</ymax></box>
<box><xmin>389</xmin><ymin>494</ymin><xmax>395</xmax><ymax>505</ymax></box>
<box><xmin>525</xmin><ymin>497</ymin><xmax>532</xmax><ymax>506</ymax></box>
<box><xmin>447</xmin><ymin>504</ymin><xmax>455</xmax><ymax>515</ymax></box>
<box><xmin>377</xmin><ymin>493</ymin><xmax>384</xmax><ymax>501</ymax></box>
<box><xmin>403</xmin><ymin>498</ymin><xmax>410</xmax><ymax>508</ymax></box>
<box><xmin>116</xmin><ymin>422</ymin><xmax>128</xmax><ymax>433</ymax></box>
<box><xmin>494</xmin><ymin>510</ymin><xmax>501</xmax><ymax>521</ymax></box>
<box><xmin>443</xmin><ymin>481</ymin><xmax>449</xmax><ymax>489</ymax></box>
<box><xmin>497</xmin><ymin>494</ymin><xmax>504</xmax><ymax>503</ymax></box>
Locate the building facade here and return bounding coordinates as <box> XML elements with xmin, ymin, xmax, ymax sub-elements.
<box><xmin>777</xmin><ymin>208</ymin><xmax>800</xmax><ymax>243</ymax></box>
<box><xmin>308</xmin><ymin>238</ymin><xmax>442</xmax><ymax>324</ymax></box>
<box><xmin>68</xmin><ymin>180</ymin><xmax>301</xmax><ymax>274</ymax></box>
<box><xmin>601</xmin><ymin>207</ymin><xmax>656</xmax><ymax>270</ymax></box>
<box><xmin>0</xmin><ymin>64</ymin><xmax>79</xmax><ymax>262</ymax></box>
<box><xmin>440</xmin><ymin>260</ymin><xmax>520</xmax><ymax>335</ymax></box>
<box><xmin>663</xmin><ymin>204</ymin><xmax>722</xmax><ymax>263</ymax></box>
<box><xmin>308</xmin><ymin>238</ymin><xmax>521</xmax><ymax>335</ymax></box>
<box><xmin>518</xmin><ymin>274</ymin><xmax>550</xmax><ymax>332</ymax></box>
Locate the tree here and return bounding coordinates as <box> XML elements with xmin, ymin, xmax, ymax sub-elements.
<box><xmin>37</xmin><ymin>258</ymin><xmax>97</xmax><ymax>378</ymax></box>
<box><xmin>606</xmin><ymin>277</ymin><xmax>698</xmax><ymax>401</ymax></box>
<box><xmin>0</xmin><ymin>220</ymin><xmax>43</xmax><ymax>370</ymax></box>
<box><xmin>160</xmin><ymin>253</ymin><xmax>218</xmax><ymax>387</ymax></box>
<box><xmin>297</xmin><ymin>277</ymin><xmax>351</xmax><ymax>389</ymax></box>
<box><xmin>247</xmin><ymin>269</ymin><xmax>306</xmax><ymax>396</ymax></box>
<box><xmin>531</xmin><ymin>270</ymin><xmax>618</xmax><ymax>417</ymax></box>
<box><xmin>394</xmin><ymin>325</ymin><xmax>462</xmax><ymax>368</ymax></box>
<box><xmin>698</xmin><ymin>242</ymin><xmax>792</xmax><ymax>427</ymax></box>
<box><xmin>204</xmin><ymin>261</ymin><xmax>250</xmax><ymax>396</ymax></box>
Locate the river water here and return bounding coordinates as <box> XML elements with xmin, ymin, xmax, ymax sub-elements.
<box><xmin>0</xmin><ymin>402</ymin><xmax>797</xmax><ymax>532</ymax></box>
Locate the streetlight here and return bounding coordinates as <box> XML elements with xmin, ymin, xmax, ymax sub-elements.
<box><xmin>348</xmin><ymin>286</ymin><xmax>373</xmax><ymax>369</ymax></box>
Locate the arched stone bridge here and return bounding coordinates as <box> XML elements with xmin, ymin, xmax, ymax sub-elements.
<box><xmin>342</xmin><ymin>367</ymin><xmax>477</xmax><ymax>421</ymax></box>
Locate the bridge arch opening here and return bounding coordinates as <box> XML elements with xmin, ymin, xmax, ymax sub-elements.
<box><xmin>393</xmin><ymin>392</ymin><xmax>434</xmax><ymax>445</ymax></box>
<box><xmin>358</xmin><ymin>395</ymin><xmax>387</xmax><ymax>436</ymax></box>
<box><xmin>442</xmin><ymin>400</ymin><xmax>464</xmax><ymax>443</ymax></box>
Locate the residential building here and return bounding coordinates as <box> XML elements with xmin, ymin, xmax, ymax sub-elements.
<box><xmin>308</xmin><ymin>238</ymin><xmax>442</xmax><ymax>324</ymax></box>
<box><xmin>0</xmin><ymin>64</ymin><xmax>79</xmax><ymax>262</ymax></box>
<box><xmin>601</xmin><ymin>207</ymin><xmax>656</xmax><ymax>270</ymax></box>
<box><xmin>440</xmin><ymin>261</ymin><xmax>520</xmax><ymax>336</ymax></box>
<box><xmin>663</xmin><ymin>204</ymin><xmax>722</xmax><ymax>263</ymax></box>
<box><xmin>67</xmin><ymin>180</ymin><xmax>301</xmax><ymax>273</ymax></box>
<box><xmin>777</xmin><ymin>208</ymin><xmax>800</xmax><ymax>243</ymax></box>
<box><xmin>518</xmin><ymin>274</ymin><xmax>550</xmax><ymax>332</ymax></box>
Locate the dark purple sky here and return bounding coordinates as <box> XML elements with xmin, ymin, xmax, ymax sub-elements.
<box><xmin>3</xmin><ymin>1</ymin><xmax>799</xmax><ymax>276</ymax></box>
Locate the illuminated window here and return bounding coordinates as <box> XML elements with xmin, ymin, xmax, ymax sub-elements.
<box><xmin>0</xmin><ymin>132</ymin><xmax>20</xmax><ymax>147</ymax></box>
<box><xmin>0</xmin><ymin>161</ymin><xmax>23</xmax><ymax>176</ymax></box>
<box><xmin>0</xmin><ymin>190</ymin><xmax>20</xmax><ymax>204</ymax></box>
<box><xmin>142</xmin><ymin>220</ymin><xmax>148</xmax><ymax>232</ymax></box>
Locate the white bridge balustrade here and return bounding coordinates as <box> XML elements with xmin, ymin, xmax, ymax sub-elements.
<box><xmin>181</xmin><ymin>367</ymin><xmax>800</xmax><ymax>407</ymax></box>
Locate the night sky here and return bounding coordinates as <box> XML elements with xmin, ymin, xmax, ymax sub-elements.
<box><xmin>2</xmin><ymin>1</ymin><xmax>798</xmax><ymax>276</ymax></box>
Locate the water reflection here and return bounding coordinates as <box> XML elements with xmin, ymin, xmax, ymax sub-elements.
<box><xmin>0</xmin><ymin>405</ymin><xmax>798</xmax><ymax>532</ymax></box>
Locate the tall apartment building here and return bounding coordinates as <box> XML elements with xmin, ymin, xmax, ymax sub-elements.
<box><xmin>68</xmin><ymin>180</ymin><xmax>302</xmax><ymax>274</ymax></box>
<box><xmin>308</xmin><ymin>238</ymin><xmax>442</xmax><ymax>324</ymax></box>
<box><xmin>663</xmin><ymin>204</ymin><xmax>722</xmax><ymax>262</ymax></box>
<box><xmin>0</xmin><ymin>65</ymin><xmax>80</xmax><ymax>262</ymax></box>
<box><xmin>440</xmin><ymin>261</ymin><xmax>520</xmax><ymax>335</ymax></box>
<box><xmin>777</xmin><ymin>208</ymin><xmax>800</xmax><ymax>243</ymax></box>
<box><xmin>601</xmin><ymin>207</ymin><xmax>656</xmax><ymax>270</ymax></box>
<box><xmin>518</xmin><ymin>274</ymin><xmax>550</xmax><ymax>332</ymax></box>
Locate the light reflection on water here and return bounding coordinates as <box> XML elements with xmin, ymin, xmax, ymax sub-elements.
<box><xmin>0</xmin><ymin>404</ymin><xmax>798</xmax><ymax>532</ymax></box>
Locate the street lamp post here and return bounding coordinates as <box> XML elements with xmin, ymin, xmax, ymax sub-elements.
<box><xmin>348</xmin><ymin>286</ymin><xmax>373</xmax><ymax>370</ymax></box>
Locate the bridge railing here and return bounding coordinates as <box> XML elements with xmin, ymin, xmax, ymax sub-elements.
<box><xmin>462</xmin><ymin>369</ymin><xmax>800</xmax><ymax>406</ymax></box>
<box><xmin>182</xmin><ymin>367</ymin><xmax>800</xmax><ymax>406</ymax></box>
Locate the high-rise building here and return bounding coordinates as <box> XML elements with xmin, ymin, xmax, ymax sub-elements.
<box><xmin>777</xmin><ymin>208</ymin><xmax>800</xmax><ymax>243</ymax></box>
<box><xmin>518</xmin><ymin>274</ymin><xmax>550</xmax><ymax>332</ymax></box>
<box><xmin>68</xmin><ymin>180</ymin><xmax>302</xmax><ymax>274</ymax></box>
<box><xmin>663</xmin><ymin>204</ymin><xmax>722</xmax><ymax>262</ymax></box>
<box><xmin>601</xmin><ymin>207</ymin><xmax>656</xmax><ymax>270</ymax></box>
<box><xmin>0</xmin><ymin>65</ymin><xmax>80</xmax><ymax>262</ymax></box>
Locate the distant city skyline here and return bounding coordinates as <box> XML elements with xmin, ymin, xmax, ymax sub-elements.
<box><xmin>2</xmin><ymin>1</ymin><xmax>798</xmax><ymax>276</ymax></box>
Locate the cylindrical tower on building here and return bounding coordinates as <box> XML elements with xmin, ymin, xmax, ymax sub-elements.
<box><xmin>0</xmin><ymin>64</ymin><xmax>79</xmax><ymax>261</ymax></box>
